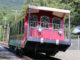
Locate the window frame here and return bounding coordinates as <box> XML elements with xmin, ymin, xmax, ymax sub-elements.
<box><xmin>52</xmin><ymin>17</ymin><xmax>61</xmax><ymax>30</ymax></box>
<box><xmin>29</xmin><ymin>15</ymin><xmax>38</xmax><ymax>27</ymax></box>
<box><xmin>40</xmin><ymin>16</ymin><xmax>50</xmax><ymax>28</ymax></box>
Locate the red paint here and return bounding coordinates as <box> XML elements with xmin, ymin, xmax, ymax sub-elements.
<box><xmin>22</xmin><ymin>9</ymin><xmax>65</xmax><ymax>47</ymax></box>
<box><xmin>22</xmin><ymin>14</ymin><xmax>28</xmax><ymax>48</ymax></box>
<box><xmin>29</xmin><ymin>28</ymin><xmax>64</xmax><ymax>41</ymax></box>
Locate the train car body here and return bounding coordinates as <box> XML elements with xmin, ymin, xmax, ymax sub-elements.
<box><xmin>9</xmin><ymin>5</ymin><xmax>71</xmax><ymax>56</ymax></box>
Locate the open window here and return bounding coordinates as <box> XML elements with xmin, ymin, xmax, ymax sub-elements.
<box><xmin>52</xmin><ymin>17</ymin><xmax>61</xmax><ymax>29</ymax></box>
<box><xmin>29</xmin><ymin>15</ymin><xmax>38</xmax><ymax>27</ymax></box>
<box><xmin>40</xmin><ymin>16</ymin><xmax>50</xmax><ymax>28</ymax></box>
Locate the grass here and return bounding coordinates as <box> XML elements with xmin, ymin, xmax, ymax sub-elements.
<box><xmin>0</xmin><ymin>41</ymin><xmax>3</xmax><ymax>43</ymax></box>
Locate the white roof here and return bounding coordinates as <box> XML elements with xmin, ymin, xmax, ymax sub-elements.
<box><xmin>28</xmin><ymin>5</ymin><xmax>70</xmax><ymax>13</ymax></box>
<box><xmin>28</xmin><ymin>5</ymin><xmax>70</xmax><ymax>18</ymax></box>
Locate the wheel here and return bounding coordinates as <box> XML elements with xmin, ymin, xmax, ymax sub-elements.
<box><xmin>9</xmin><ymin>45</ymin><xmax>12</xmax><ymax>49</ymax></box>
<box><xmin>9</xmin><ymin>45</ymin><xmax>12</xmax><ymax>51</ymax></box>
<box><xmin>46</xmin><ymin>50</ymin><xmax>58</xmax><ymax>56</ymax></box>
<box><xmin>9</xmin><ymin>45</ymin><xmax>14</xmax><ymax>51</ymax></box>
<box><xmin>18</xmin><ymin>49</ymin><xmax>23</xmax><ymax>57</ymax></box>
<box><xmin>35</xmin><ymin>49</ymin><xmax>37</xmax><ymax>58</ymax></box>
<box><xmin>14</xmin><ymin>47</ymin><xmax>18</xmax><ymax>54</ymax></box>
<box><xmin>46</xmin><ymin>52</ymin><xmax>51</xmax><ymax>57</ymax></box>
<box><xmin>34</xmin><ymin>45</ymin><xmax>38</xmax><ymax>58</ymax></box>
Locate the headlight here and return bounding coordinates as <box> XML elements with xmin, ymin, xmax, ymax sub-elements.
<box><xmin>58</xmin><ymin>30</ymin><xmax>63</xmax><ymax>35</ymax></box>
<box><xmin>38</xmin><ymin>27</ymin><xmax>42</xmax><ymax>33</ymax></box>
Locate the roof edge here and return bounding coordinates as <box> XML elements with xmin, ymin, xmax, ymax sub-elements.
<box><xmin>28</xmin><ymin>5</ymin><xmax>70</xmax><ymax>14</ymax></box>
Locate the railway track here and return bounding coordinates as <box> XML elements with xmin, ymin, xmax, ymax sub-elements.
<box><xmin>22</xmin><ymin>53</ymin><xmax>60</xmax><ymax>60</ymax></box>
<box><xmin>8</xmin><ymin>47</ymin><xmax>60</xmax><ymax>60</ymax></box>
<box><xmin>2</xmin><ymin>43</ymin><xmax>80</xmax><ymax>60</ymax></box>
<box><xmin>0</xmin><ymin>43</ymin><xmax>60</xmax><ymax>60</ymax></box>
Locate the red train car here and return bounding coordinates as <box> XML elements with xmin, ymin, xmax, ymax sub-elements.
<box><xmin>9</xmin><ymin>5</ymin><xmax>71</xmax><ymax>56</ymax></box>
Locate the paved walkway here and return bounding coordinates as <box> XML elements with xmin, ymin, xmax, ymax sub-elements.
<box><xmin>55</xmin><ymin>50</ymin><xmax>80</xmax><ymax>60</ymax></box>
<box><xmin>0</xmin><ymin>43</ymin><xmax>22</xmax><ymax>60</ymax></box>
<box><xmin>0</xmin><ymin>43</ymin><xmax>80</xmax><ymax>60</ymax></box>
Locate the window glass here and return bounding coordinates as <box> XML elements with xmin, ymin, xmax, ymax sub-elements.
<box><xmin>52</xmin><ymin>17</ymin><xmax>61</xmax><ymax>29</ymax></box>
<box><xmin>12</xmin><ymin>25</ymin><xmax>15</xmax><ymax>35</ymax></box>
<box><xmin>22</xmin><ymin>19</ymin><xmax>25</xmax><ymax>33</ymax></box>
<box><xmin>29</xmin><ymin>15</ymin><xmax>37</xmax><ymax>27</ymax></box>
<box><xmin>10</xmin><ymin>27</ymin><xmax>12</xmax><ymax>35</ymax></box>
<box><xmin>19</xmin><ymin>21</ymin><xmax>21</xmax><ymax>34</ymax></box>
<box><xmin>14</xmin><ymin>25</ymin><xmax>16</xmax><ymax>35</ymax></box>
<box><xmin>16</xmin><ymin>23</ymin><xmax>18</xmax><ymax>34</ymax></box>
<box><xmin>10</xmin><ymin>19</ymin><xmax>25</xmax><ymax>37</ymax></box>
<box><xmin>40</xmin><ymin>16</ymin><xmax>49</xmax><ymax>28</ymax></box>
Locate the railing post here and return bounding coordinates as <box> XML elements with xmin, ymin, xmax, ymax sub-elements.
<box><xmin>78</xmin><ymin>35</ymin><xmax>80</xmax><ymax>50</ymax></box>
<box><xmin>27</xmin><ymin>8</ymin><xmax>30</xmax><ymax>39</ymax></box>
<box><xmin>68</xmin><ymin>13</ymin><xmax>71</xmax><ymax>43</ymax></box>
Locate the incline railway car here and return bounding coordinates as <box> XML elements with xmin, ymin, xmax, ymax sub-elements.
<box><xmin>9</xmin><ymin>5</ymin><xmax>71</xmax><ymax>56</ymax></box>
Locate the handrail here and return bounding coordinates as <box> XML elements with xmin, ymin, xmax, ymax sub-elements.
<box><xmin>29</xmin><ymin>21</ymin><xmax>62</xmax><ymax>30</ymax></box>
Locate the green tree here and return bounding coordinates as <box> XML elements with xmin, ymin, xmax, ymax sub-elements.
<box><xmin>0</xmin><ymin>12</ymin><xmax>3</xmax><ymax>25</ymax></box>
<box><xmin>22</xmin><ymin>0</ymin><xmax>80</xmax><ymax>25</ymax></box>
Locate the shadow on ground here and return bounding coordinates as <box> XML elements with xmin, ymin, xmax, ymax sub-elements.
<box><xmin>6</xmin><ymin>47</ymin><xmax>61</xmax><ymax>60</ymax></box>
<box><xmin>25</xmin><ymin>52</ymin><xmax>61</xmax><ymax>60</ymax></box>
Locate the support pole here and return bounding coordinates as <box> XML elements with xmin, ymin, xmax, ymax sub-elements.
<box><xmin>6</xmin><ymin>24</ymin><xmax>10</xmax><ymax>43</ymax></box>
<box><xmin>0</xmin><ymin>26</ymin><xmax>1</xmax><ymax>41</ymax></box>
<box><xmin>27</xmin><ymin>8</ymin><xmax>30</xmax><ymax>39</ymax></box>
<box><xmin>78</xmin><ymin>35</ymin><xmax>79</xmax><ymax>50</ymax></box>
<box><xmin>68</xmin><ymin>13</ymin><xmax>71</xmax><ymax>43</ymax></box>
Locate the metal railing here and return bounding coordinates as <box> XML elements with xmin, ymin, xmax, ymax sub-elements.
<box><xmin>68</xmin><ymin>35</ymin><xmax>80</xmax><ymax>50</ymax></box>
<box><xmin>27</xmin><ymin>21</ymin><xmax>70</xmax><ymax>43</ymax></box>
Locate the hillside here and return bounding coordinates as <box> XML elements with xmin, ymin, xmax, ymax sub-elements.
<box><xmin>0</xmin><ymin>0</ymin><xmax>25</xmax><ymax>10</ymax></box>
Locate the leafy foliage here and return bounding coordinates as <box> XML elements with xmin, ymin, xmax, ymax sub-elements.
<box><xmin>0</xmin><ymin>0</ymin><xmax>25</xmax><ymax>25</ymax></box>
<box><xmin>23</xmin><ymin>0</ymin><xmax>80</xmax><ymax>25</ymax></box>
<box><xmin>0</xmin><ymin>0</ymin><xmax>80</xmax><ymax>26</ymax></box>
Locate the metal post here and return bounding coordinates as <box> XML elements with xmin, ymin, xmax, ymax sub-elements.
<box><xmin>6</xmin><ymin>24</ymin><xmax>10</xmax><ymax>43</ymax></box>
<box><xmin>15</xmin><ymin>10</ymin><xmax>18</xmax><ymax>21</ymax></box>
<box><xmin>68</xmin><ymin>13</ymin><xmax>71</xmax><ymax>43</ymax></box>
<box><xmin>3</xmin><ymin>17</ymin><xmax>7</xmax><ymax>43</ymax></box>
<box><xmin>0</xmin><ymin>26</ymin><xmax>1</xmax><ymax>41</ymax></box>
<box><xmin>27</xmin><ymin>8</ymin><xmax>30</xmax><ymax>39</ymax></box>
<box><xmin>3</xmin><ymin>26</ymin><xmax>5</xmax><ymax>42</ymax></box>
<box><xmin>78</xmin><ymin>35</ymin><xmax>80</xmax><ymax>40</ymax></box>
<box><xmin>78</xmin><ymin>35</ymin><xmax>79</xmax><ymax>49</ymax></box>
